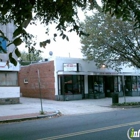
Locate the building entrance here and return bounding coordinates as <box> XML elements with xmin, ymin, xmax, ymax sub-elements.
<box><xmin>104</xmin><ymin>76</ymin><xmax>114</xmax><ymax>97</ymax></box>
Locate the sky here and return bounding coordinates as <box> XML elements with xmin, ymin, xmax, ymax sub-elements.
<box><xmin>26</xmin><ymin>22</ymin><xmax>84</xmax><ymax>59</ymax></box>
<box><xmin>19</xmin><ymin>1</ymin><xmax>102</xmax><ymax>59</ymax></box>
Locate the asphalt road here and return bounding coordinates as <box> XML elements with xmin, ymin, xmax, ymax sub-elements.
<box><xmin>0</xmin><ymin>108</ymin><xmax>140</xmax><ymax>140</ymax></box>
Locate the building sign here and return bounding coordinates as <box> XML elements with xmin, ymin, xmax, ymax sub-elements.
<box><xmin>0</xmin><ymin>37</ymin><xmax>7</xmax><ymax>53</ymax></box>
<box><xmin>63</xmin><ymin>63</ymin><xmax>79</xmax><ymax>72</ymax></box>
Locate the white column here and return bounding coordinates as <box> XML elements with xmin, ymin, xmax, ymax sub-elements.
<box><xmin>84</xmin><ymin>75</ymin><xmax>88</xmax><ymax>94</ymax></box>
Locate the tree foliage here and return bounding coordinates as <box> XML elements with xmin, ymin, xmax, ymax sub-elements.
<box><xmin>0</xmin><ymin>0</ymin><xmax>139</xmax><ymax>65</ymax></box>
<box><xmin>80</xmin><ymin>11</ymin><xmax>140</xmax><ymax>70</ymax></box>
<box><xmin>20</xmin><ymin>50</ymin><xmax>43</xmax><ymax>65</ymax></box>
<box><xmin>103</xmin><ymin>0</ymin><xmax>140</xmax><ymax>28</ymax></box>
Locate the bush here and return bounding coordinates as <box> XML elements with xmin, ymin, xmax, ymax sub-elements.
<box><xmin>112</xmin><ymin>102</ymin><xmax>140</xmax><ymax>106</ymax></box>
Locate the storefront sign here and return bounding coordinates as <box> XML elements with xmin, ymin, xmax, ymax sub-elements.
<box><xmin>63</xmin><ymin>63</ymin><xmax>79</xmax><ymax>72</ymax></box>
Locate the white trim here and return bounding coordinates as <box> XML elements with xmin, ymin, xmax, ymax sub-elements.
<box><xmin>24</xmin><ymin>79</ymin><xmax>28</xmax><ymax>83</ymax></box>
<box><xmin>57</xmin><ymin>71</ymin><xmax>140</xmax><ymax>76</ymax></box>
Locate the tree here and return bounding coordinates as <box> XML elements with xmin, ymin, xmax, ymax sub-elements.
<box><xmin>20</xmin><ymin>50</ymin><xmax>43</xmax><ymax>65</ymax></box>
<box><xmin>80</xmin><ymin>11</ymin><xmax>140</xmax><ymax>71</ymax></box>
<box><xmin>0</xmin><ymin>0</ymin><xmax>139</xmax><ymax>66</ymax></box>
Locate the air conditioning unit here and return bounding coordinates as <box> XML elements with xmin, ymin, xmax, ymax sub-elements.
<box><xmin>24</xmin><ymin>79</ymin><xmax>28</xmax><ymax>83</ymax></box>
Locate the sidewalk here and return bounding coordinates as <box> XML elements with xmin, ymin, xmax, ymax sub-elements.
<box><xmin>0</xmin><ymin>96</ymin><xmax>140</xmax><ymax>122</ymax></box>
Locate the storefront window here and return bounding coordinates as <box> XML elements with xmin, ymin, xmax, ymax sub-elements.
<box><xmin>132</xmin><ymin>76</ymin><xmax>137</xmax><ymax>91</ymax></box>
<box><xmin>94</xmin><ymin>76</ymin><xmax>104</xmax><ymax>93</ymax></box>
<box><xmin>138</xmin><ymin>76</ymin><xmax>140</xmax><ymax>91</ymax></box>
<box><xmin>64</xmin><ymin>75</ymin><xmax>73</xmax><ymax>94</ymax></box>
<box><xmin>113</xmin><ymin>76</ymin><xmax>123</xmax><ymax>92</ymax></box>
<box><xmin>60</xmin><ymin>75</ymin><xmax>84</xmax><ymax>95</ymax></box>
<box><xmin>88</xmin><ymin>76</ymin><xmax>104</xmax><ymax>94</ymax></box>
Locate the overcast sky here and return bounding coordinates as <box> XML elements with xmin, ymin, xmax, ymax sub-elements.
<box><xmin>19</xmin><ymin>1</ymin><xmax>102</xmax><ymax>59</ymax></box>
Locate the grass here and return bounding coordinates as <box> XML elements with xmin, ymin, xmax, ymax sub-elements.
<box><xmin>112</xmin><ymin>102</ymin><xmax>140</xmax><ymax>106</ymax></box>
<box><xmin>40</xmin><ymin>110</ymin><xmax>45</xmax><ymax>115</ymax></box>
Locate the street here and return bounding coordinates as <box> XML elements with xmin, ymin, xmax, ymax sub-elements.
<box><xmin>0</xmin><ymin>108</ymin><xmax>140</xmax><ymax>140</ymax></box>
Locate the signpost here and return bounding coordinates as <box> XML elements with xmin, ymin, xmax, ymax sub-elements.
<box><xmin>37</xmin><ymin>69</ymin><xmax>44</xmax><ymax>114</ymax></box>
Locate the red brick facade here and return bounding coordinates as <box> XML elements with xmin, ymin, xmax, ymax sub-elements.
<box><xmin>19</xmin><ymin>61</ymin><xmax>55</xmax><ymax>100</ymax></box>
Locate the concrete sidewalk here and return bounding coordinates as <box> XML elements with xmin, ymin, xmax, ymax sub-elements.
<box><xmin>0</xmin><ymin>96</ymin><xmax>140</xmax><ymax>122</ymax></box>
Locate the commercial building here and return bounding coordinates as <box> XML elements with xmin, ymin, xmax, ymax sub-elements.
<box><xmin>19</xmin><ymin>57</ymin><xmax>140</xmax><ymax>101</ymax></box>
<box><xmin>0</xmin><ymin>22</ymin><xmax>20</xmax><ymax>104</ymax></box>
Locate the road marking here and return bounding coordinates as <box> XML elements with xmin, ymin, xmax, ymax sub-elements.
<box><xmin>37</xmin><ymin>121</ymin><xmax>140</xmax><ymax>140</ymax></box>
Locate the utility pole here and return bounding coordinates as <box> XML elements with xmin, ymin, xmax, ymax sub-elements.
<box><xmin>37</xmin><ymin>69</ymin><xmax>44</xmax><ymax>114</ymax></box>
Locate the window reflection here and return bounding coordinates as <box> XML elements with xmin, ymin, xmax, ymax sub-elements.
<box><xmin>61</xmin><ymin>75</ymin><xmax>84</xmax><ymax>95</ymax></box>
<box><xmin>88</xmin><ymin>76</ymin><xmax>104</xmax><ymax>94</ymax></box>
<box><xmin>132</xmin><ymin>76</ymin><xmax>137</xmax><ymax>91</ymax></box>
<box><xmin>88</xmin><ymin>76</ymin><xmax>124</xmax><ymax>98</ymax></box>
<box><xmin>138</xmin><ymin>76</ymin><xmax>140</xmax><ymax>91</ymax></box>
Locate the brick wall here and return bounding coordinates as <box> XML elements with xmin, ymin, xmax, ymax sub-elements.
<box><xmin>19</xmin><ymin>61</ymin><xmax>55</xmax><ymax>100</ymax></box>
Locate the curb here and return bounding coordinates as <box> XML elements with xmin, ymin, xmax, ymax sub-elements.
<box><xmin>0</xmin><ymin>110</ymin><xmax>61</xmax><ymax>123</ymax></box>
<box><xmin>37</xmin><ymin>110</ymin><xmax>61</xmax><ymax>118</ymax></box>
